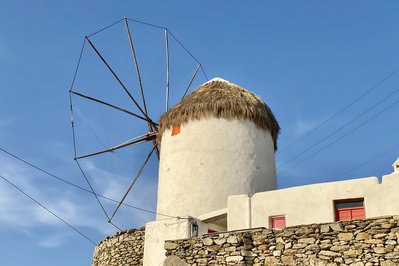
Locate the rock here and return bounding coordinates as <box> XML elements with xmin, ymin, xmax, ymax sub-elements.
<box><xmin>338</xmin><ymin>233</ymin><xmax>354</xmax><ymax>241</ymax></box>
<box><xmin>356</xmin><ymin>232</ymin><xmax>371</xmax><ymax>240</ymax></box>
<box><xmin>293</xmin><ymin>243</ymin><xmax>307</xmax><ymax>249</ymax></box>
<box><xmin>227</xmin><ymin>236</ymin><xmax>238</xmax><ymax>244</ymax></box>
<box><xmin>329</xmin><ymin>223</ymin><xmax>343</xmax><ymax>232</ymax></box>
<box><xmin>214</xmin><ymin>238</ymin><xmax>226</xmax><ymax>245</ymax></box>
<box><xmin>385</xmin><ymin>252</ymin><xmax>399</xmax><ymax>259</ymax></box>
<box><xmin>264</xmin><ymin>256</ymin><xmax>279</xmax><ymax>265</ymax></box>
<box><xmin>273</xmin><ymin>250</ymin><xmax>281</xmax><ymax>257</ymax></box>
<box><xmin>381</xmin><ymin>261</ymin><xmax>397</xmax><ymax>266</ymax></box>
<box><xmin>276</xmin><ymin>242</ymin><xmax>285</xmax><ymax>250</ymax></box>
<box><xmin>281</xmin><ymin>255</ymin><xmax>295</xmax><ymax>265</ymax></box>
<box><xmin>374</xmin><ymin>233</ymin><xmax>388</xmax><ymax>239</ymax></box>
<box><xmin>225</xmin><ymin>255</ymin><xmax>243</xmax><ymax>262</ymax></box>
<box><xmin>373</xmin><ymin>247</ymin><xmax>387</xmax><ymax>254</ymax></box>
<box><xmin>365</xmin><ymin>239</ymin><xmax>383</xmax><ymax>244</ymax></box>
<box><xmin>349</xmin><ymin>262</ymin><xmax>364</xmax><ymax>266</ymax></box>
<box><xmin>321</xmin><ymin>225</ymin><xmax>331</xmax><ymax>233</ymax></box>
<box><xmin>382</xmin><ymin>223</ymin><xmax>393</xmax><ymax>229</ymax></box>
<box><xmin>276</xmin><ymin>237</ymin><xmax>285</xmax><ymax>244</ymax></box>
<box><xmin>319</xmin><ymin>250</ymin><xmax>341</xmax><ymax>257</ymax></box>
<box><xmin>202</xmin><ymin>238</ymin><xmax>213</xmax><ymax>246</ymax></box>
<box><xmin>163</xmin><ymin>255</ymin><xmax>189</xmax><ymax>266</ymax></box>
<box><xmin>225</xmin><ymin>246</ymin><xmax>236</xmax><ymax>252</ymax></box>
<box><xmin>164</xmin><ymin>242</ymin><xmax>179</xmax><ymax>250</ymax></box>
<box><xmin>196</xmin><ymin>258</ymin><xmax>208</xmax><ymax>263</ymax></box>
<box><xmin>299</xmin><ymin>237</ymin><xmax>316</xmax><ymax>244</ymax></box>
<box><xmin>207</xmin><ymin>245</ymin><xmax>221</xmax><ymax>252</ymax></box>
<box><xmin>330</xmin><ymin>245</ymin><xmax>349</xmax><ymax>251</ymax></box>
<box><xmin>241</xmin><ymin>250</ymin><xmax>255</xmax><ymax>256</ymax></box>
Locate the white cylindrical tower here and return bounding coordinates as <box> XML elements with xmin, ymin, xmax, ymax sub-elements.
<box><xmin>156</xmin><ymin>78</ymin><xmax>280</xmax><ymax>219</ymax></box>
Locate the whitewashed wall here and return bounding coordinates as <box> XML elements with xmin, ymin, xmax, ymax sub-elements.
<box><xmin>228</xmin><ymin>167</ymin><xmax>399</xmax><ymax>230</ymax></box>
<box><xmin>157</xmin><ymin>118</ymin><xmax>277</xmax><ymax>219</ymax></box>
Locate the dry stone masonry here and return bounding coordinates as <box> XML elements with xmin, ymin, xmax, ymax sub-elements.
<box><xmin>91</xmin><ymin>216</ymin><xmax>399</xmax><ymax>265</ymax></box>
<box><xmin>165</xmin><ymin>216</ymin><xmax>399</xmax><ymax>265</ymax></box>
<box><xmin>92</xmin><ymin>227</ymin><xmax>145</xmax><ymax>266</ymax></box>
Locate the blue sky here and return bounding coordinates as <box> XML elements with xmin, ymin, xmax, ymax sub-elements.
<box><xmin>1</xmin><ymin>1</ymin><xmax>399</xmax><ymax>265</ymax></box>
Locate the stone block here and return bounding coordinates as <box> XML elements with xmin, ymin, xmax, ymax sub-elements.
<box><xmin>355</xmin><ymin>232</ymin><xmax>371</xmax><ymax>240</ymax></box>
<box><xmin>227</xmin><ymin>235</ymin><xmax>238</xmax><ymax>244</ymax></box>
<box><xmin>202</xmin><ymin>238</ymin><xmax>213</xmax><ymax>246</ymax></box>
<box><xmin>338</xmin><ymin>233</ymin><xmax>354</xmax><ymax>241</ymax></box>
<box><xmin>225</xmin><ymin>255</ymin><xmax>243</xmax><ymax>262</ymax></box>
<box><xmin>164</xmin><ymin>242</ymin><xmax>179</xmax><ymax>250</ymax></box>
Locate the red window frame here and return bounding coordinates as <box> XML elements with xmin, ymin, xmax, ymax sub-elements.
<box><xmin>334</xmin><ymin>198</ymin><xmax>365</xmax><ymax>222</ymax></box>
<box><xmin>270</xmin><ymin>215</ymin><xmax>286</xmax><ymax>229</ymax></box>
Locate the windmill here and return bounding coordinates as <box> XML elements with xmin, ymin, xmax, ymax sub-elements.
<box><xmin>68</xmin><ymin>17</ymin><xmax>208</xmax><ymax>227</ymax></box>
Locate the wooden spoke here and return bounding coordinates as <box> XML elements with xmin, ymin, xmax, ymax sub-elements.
<box><xmin>108</xmin><ymin>144</ymin><xmax>157</xmax><ymax>222</ymax></box>
<box><xmin>165</xmin><ymin>29</ymin><xmax>170</xmax><ymax>112</ymax></box>
<box><xmin>181</xmin><ymin>64</ymin><xmax>200</xmax><ymax>100</ymax></box>
<box><xmin>124</xmin><ymin>18</ymin><xmax>148</xmax><ymax>116</ymax></box>
<box><xmin>124</xmin><ymin>18</ymin><xmax>160</xmax><ymax>155</ymax></box>
<box><xmin>85</xmin><ymin>36</ymin><xmax>150</xmax><ymax>121</ymax></box>
<box><xmin>70</xmin><ymin>90</ymin><xmax>157</xmax><ymax>126</ymax></box>
<box><xmin>75</xmin><ymin>132</ymin><xmax>157</xmax><ymax>160</ymax></box>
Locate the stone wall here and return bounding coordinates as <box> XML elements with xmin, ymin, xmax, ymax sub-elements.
<box><xmin>92</xmin><ymin>227</ymin><xmax>145</xmax><ymax>266</ymax></box>
<box><xmin>165</xmin><ymin>216</ymin><xmax>399</xmax><ymax>265</ymax></box>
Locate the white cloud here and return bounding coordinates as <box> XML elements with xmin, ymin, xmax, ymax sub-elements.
<box><xmin>292</xmin><ymin>119</ymin><xmax>318</xmax><ymax>137</ymax></box>
<box><xmin>38</xmin><ymin>234</ymin><xmax>68</xmax><ymax>248</ymax></box>
<box><xmin>0</xmin><ymin>152</ymin><xmax>158</xmax><ymax>246</ymax></box>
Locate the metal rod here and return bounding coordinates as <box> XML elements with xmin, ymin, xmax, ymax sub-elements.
<box><xmin>154</xmin><ymin>145</ymin><xmax>160</xmax><ymax>160</ymax></box>
<box><xmin>167</xmin><ymin>30</ymin><xmax>209</xmax><ymax>81</ymax></box>
<box><xmin>126</xmin><ymin>18</ymin><xmax>165</xmax><ymax>30</ymax></box>
<box><xmin>124</xmin><ymin>18</ymin><xmax>158</xmax><ymax>154</ymax></box>
<box><xmin>124</xmin><ymin>18</ymin><xmax>148</xmax><ymax>116</ymax></box>
<box><xmin>70</xmin><ymin>90</ymin><xmax>157</xmax><ymax>126</ymax></box>
<box><xmin>75</xmin><ymin>133</ymin><xmax>156</xmax><ymax>160</ymax></box>
<box><xmin>109</xmin><ymin>144</ymin><xmax>157</xmax><ymax>222</ymax></box>
<box><xmin>181</xmin><ymin>64</ymin><xmax>200</xmax><ymax>100</ymax></box>
<box><xmin>165</xmin><ymin>29</ymin><xmax>170</xmax><ymax>111</ymax></box>
<box><xmin>88</xmin><ymin>18</ymin><xmax>124</xmax><ymax>37</ymax></box>
<box><xmin>85</xmin><ymin>36</ymin><xmax>150</xmax><ymax>121</ymax></box>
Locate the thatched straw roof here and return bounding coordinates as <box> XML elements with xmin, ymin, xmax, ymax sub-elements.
<box><xmin>158</xmin><ymin>78</ymin><xmax>280</xmax><ymax>150</ymax></box>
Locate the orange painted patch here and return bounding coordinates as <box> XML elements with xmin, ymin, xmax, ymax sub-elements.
<box><xmin>171</xmin><ymin>125</ymin><xmax>181</xmax><ymax>136</ymax></box>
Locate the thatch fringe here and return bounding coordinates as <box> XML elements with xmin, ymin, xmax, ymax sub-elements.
<box><xmin>158</xmin><ymin>79</ymin><xmax>280</xmax><ymax>150</ymax></box>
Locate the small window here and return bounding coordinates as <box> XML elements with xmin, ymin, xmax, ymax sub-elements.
<box><xmin>171</xmin><ymin>125</ymin><xmax>181</xmax><ymax>136</ymax></box>
<box><xmin>270</xmin><ymin>215</ymin><xmax>286</xmax><ymax>229</ymax></box>
<box><xmin>334</xmin><ymin>198</ymin><xmax>365</xmax><ymax>221</ymax></box>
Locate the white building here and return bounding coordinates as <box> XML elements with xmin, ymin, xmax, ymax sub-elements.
<box><xmin>143</xmin><ymin>78</ymin><xmax>399</xmax><ymax>265</ymax></box>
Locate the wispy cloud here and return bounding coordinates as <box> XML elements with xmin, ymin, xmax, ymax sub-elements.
<box><xmin>38</xmin><ymin>234</ymin><xmax>68</xmax><ymax>248</ymax></box>
<box><xmin>292</xmin><ymin>119</ymin><xmax>318</xmax><ymax>137</ymax></box>
<box><xmin>0</xmin><ymin>152</ymin><xmax>158</xmax><ymax>246</ymax></box>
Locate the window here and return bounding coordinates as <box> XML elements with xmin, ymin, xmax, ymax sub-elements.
<box><xmin>334</xmin><ymin>198</ymin><xmax>365</xmax><ymax>221</ymax></box>
<box><xmin>171</xmin><ymin>125</ymin><xmax>181</xmax><ymax>136</ymax></box>
<box><xmin>270</xmin><ymin>215</ymin><xmax>286</xmax><ymax>229</ymax></box>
